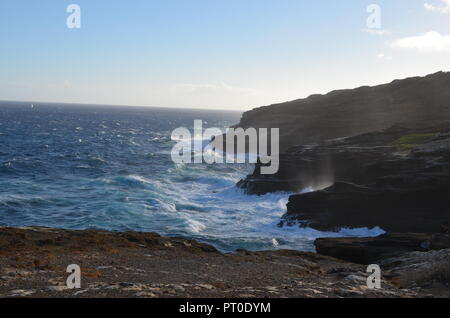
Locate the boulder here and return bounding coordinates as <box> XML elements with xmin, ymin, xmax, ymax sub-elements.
<box><xmin>314</xmin><ymin>233</ymin><xmax>433</xmax><ymax>264</ymax></box>
<box><xmin>314</xmin><ymin>232</ymin><xmax>450</xmax><ymax>265</ymax></box>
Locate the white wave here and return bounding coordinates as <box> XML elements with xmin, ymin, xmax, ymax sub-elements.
<box><xmin>89</xmin><ymin>141</ymin><xmax>383</xmax><ymax>252</ymax></box>
<box><xmin>150</xmin><ymin>170</ymin><xmax>386</xmax><ymax>252</ymax></box>
<box><xmin>271</xmin><ymin>238</ymin><xmax>279</xmax><ymax>247</ymax></box>
<box><xmin>123</xmin><ymin>175</ymin><xmax>152</xmax><ymax>184</ymax></box>
<box><xmin>185</xmin><ymin>219</ymin><xmax>207</xmax><ymax>233</ymax></box>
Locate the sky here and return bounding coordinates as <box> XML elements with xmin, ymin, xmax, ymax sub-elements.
<box><xmin>1</xmin><ymin>0</ymin><xmax>450</xmax><ymax>110</ymax></box>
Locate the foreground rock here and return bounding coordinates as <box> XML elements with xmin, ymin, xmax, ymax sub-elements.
<box><xmin>0</xmin><ymin>227</ymin><xmax>430</xmax><ymax>298</ymax></box>
<box><xmin>313</xmin><ymin>225</ymin><xmax>450</xmax><ymax>296</ymax></box>
<box><xmin>381</xmin><ymin>249</ymin><xmax>450</xmax><ymax>297</ymax></box>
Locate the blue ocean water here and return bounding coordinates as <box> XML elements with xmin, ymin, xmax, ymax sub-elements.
<box><xmin>0</xmin><ymin>101</ymin><xmax>384</xmax><ymax>252</ymax></box>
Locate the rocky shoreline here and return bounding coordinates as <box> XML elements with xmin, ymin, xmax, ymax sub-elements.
<box><xmin>0</xmin><ymin>226</ymin><xmax>449</xmax><ymax>298</ymax></box>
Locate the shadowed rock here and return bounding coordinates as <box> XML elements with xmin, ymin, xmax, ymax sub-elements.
<box><xmin>314</xmin><ymin>233</ymin><xmax>450</xmax><ymax>264</ymax></box>
<box><xmin>242</xmin><ymin>123</ymin><xmax>450</xmax><ymax>234</ymax></box>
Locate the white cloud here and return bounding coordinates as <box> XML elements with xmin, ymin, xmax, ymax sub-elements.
<box><xmin>376</xmin><ymin>53</ymin><xmax>392</xmax><ymax>60</ymax></box>
<box><xmin>424</xmin><ymin>0</ymin><xmax>450</xmax><ymax>13</ymax></box>
<box><xmin>363</xmin><ymin>28</ymin><xmax>391</xmax><ymax>36</ymax></box>
<box><xmin>390</xmin><ymin>31</ymin><xmax>450</xmax><ymax>52</ymax></box>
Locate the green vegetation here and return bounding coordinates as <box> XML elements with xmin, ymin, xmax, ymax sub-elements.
<box><xmin>391</xmin><ymin>133</ymin><xmax>437</xmax><ymax>151</ymax></box>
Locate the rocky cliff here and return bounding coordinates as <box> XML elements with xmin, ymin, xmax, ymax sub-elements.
<box><xmin>236</xmin><ymin>71</ymin><xmax>450</xmax><ymax>152</ymax></box>
<box><xmin>236</xmin><ymin>72</ymin><xmax>450</xmax><ymax>234</ymax></box>
<box><xmin>242</xmin><ymin>123</ymin><xmax>450</xmax><ymax>233</ymax></box>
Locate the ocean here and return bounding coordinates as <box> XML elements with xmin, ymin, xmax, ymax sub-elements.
<box><xmin>0</xmin><ymin>101</ymin><xmax>383</xmax><ymax>252</ymax></box>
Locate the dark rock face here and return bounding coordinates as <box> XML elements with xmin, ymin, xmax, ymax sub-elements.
<box><xmin>236</xmin><ymin>72</ymin><xmax>450</xmax><ymax>233</ymax></box>
<box><xmin>431</xmin><ymin>234</ymin><xmax>450</xmax><ymax>251</ymax></box>
<box><xmin>283</xmin><ymin>181</ymin><xmax>450</xmax><ymax>233</ymax></box>
<box><xmin>315</xmin><ymin>233</ymin><xmax>450</xmax><ymax>264</ymax></box>
<box><xmin>239</xmin><ymin>123</ymin><xmax>450</xmax><ymax>234</ymax></box>
<box><xmin>442</xmin><ymin>222</ymin><xmax>450</xmax><ymax>235</ymax></box>
<box><xmin>240</xmin><ymin>123</ymin><xmax>450</xmax><ymax>195</ymax></box>
<box><xmin>236</xmin><ymin>71</ymin><xmax>450</xmax><ymax>152</ymax></box>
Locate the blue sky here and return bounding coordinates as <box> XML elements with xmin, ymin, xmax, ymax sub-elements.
<box><xmin>1</xmin><ymin>0</ymin><xmax>450</xmax><ymax>110</ymax></box>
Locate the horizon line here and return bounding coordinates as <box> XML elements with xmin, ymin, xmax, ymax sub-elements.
<box><xmin>0</xmin><ymin>99</ymin><xmax>244</xmax><ymax>113</ymax></box>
